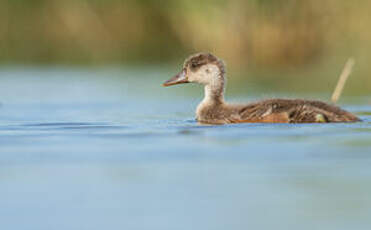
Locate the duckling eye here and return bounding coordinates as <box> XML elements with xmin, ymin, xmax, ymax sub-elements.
<box><xmin>206</xmin><ymin>68</ymin><xmax>210</xmax><ymax>73</ymax></box>
<box><xmin>191</xmin><ymin>63</ymin><xmax>198</xmax><ymax>69</ymax></box>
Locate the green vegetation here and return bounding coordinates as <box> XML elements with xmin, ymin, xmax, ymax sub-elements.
<box><xmin>1</xmin><ymin>0</ymin><xmax>370</xmax><ymax>95</ymax></box>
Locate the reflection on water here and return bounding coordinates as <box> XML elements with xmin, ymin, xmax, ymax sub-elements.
<box><xmin>0</xmin><ymin>68</ymin><xmax>370</xmax><ymax>230</ymax></box>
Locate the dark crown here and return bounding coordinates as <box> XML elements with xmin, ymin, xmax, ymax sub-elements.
<box><xmin>183</xmin><ymin>52</ymin><xmax>225</xmax><ymax>75</ymax></box>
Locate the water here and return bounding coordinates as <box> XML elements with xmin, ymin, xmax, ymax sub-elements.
<box><xmin>0</xmin><ymin>68</ymin><xmax>370</xmax><ymax>230</ymax></box>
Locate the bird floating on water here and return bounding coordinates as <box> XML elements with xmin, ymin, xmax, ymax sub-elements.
<box><xmin>163</xmin><ymin>52</ymin><xmax>360</xmax><ymax>124</ymax></box>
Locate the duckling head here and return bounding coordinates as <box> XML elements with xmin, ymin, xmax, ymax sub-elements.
<box><xmin>163</xmin><ymin>52</ymin><xmax>225</xmax><ymax>87</ymax></box>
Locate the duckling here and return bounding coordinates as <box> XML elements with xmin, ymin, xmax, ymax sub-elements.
<box><xmin>163</xmin><ymin>52</ymin><xmax>360</xmax><ymax>124</ymax></box>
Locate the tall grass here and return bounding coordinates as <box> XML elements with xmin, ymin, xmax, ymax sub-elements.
<box><xmin>0</xmin><ymin>0</ymin><xmax>369</xmax><ymax>64</ymax></box>
<box><xmin>0</xmin><ymin>0</ymin><xmax>370</xmax><ymax>95</ymax></box>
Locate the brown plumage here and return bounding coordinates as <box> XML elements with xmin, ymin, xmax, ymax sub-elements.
<box><xmin>163</xmin><ymin>52</ymin><xmax>360</xmax><ymax>125</ymax></box>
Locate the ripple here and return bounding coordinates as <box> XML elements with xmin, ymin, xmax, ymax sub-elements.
<box><xmin>22</xmin><ymin>122</ymin><xmax>108</xmax><ymax>127</ymax></box>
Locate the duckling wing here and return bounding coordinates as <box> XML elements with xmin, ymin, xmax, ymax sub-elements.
<box><xmin>231</xmin><ymin>101</ymin><xmax>290</xmax><ymax>123</ymax></box>
<box><xmin>284</xmin><ymin>99</ymin><xmax>359</xmax><ymax>123</ymax></box>
<box><xmin>235</xmin><ymin>99</ymin><xmax>359</xmax><ymax>123</ymax></box>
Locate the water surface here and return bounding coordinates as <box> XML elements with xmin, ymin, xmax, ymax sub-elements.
<box><xmin>0</xmin><ymin>68</ymin><xmax>370</xmax><ymax>230</ymax></box>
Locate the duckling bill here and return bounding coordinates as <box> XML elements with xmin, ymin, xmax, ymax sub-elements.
<box><xmin>163</xmin><ymin>52</ymin><xmax>360</xmax><ymax>124</ymax></box>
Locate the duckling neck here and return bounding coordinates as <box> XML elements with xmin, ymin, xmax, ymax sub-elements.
<box><xmin>196</xmin><ymin>81</ymin><xmax>225</xmax><ymax>121</ymax></box>
<box><xmin>200</xmin><ymin>73</ymin><xmax>225</xmax><ymax>106</ymax></box>
<box><xmin>203</xmin><ymin>84</ymin><xmax>224</xmax><ymax>104</ymax></box>
<box><xmin>196</xmin><ymin>72</ymin><xmax>226</xmax><ymax>121</ymax></box>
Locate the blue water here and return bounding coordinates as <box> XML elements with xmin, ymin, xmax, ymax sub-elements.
<box><xmin>0</xmin><ymin>68</ymin><xmax>370</xmax><ymax>230</ymax></box>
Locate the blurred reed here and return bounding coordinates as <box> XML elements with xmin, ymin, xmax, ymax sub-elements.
<box><xmin>0</xmin><ymin>0</ymin><xmax>370</xmax><ymax>95</ymax></box>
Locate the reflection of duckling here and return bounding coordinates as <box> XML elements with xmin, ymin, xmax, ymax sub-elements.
<box><xmin>163</xmin><ymin>53</ymin><xmax>360</xmax><ymax>124</ymax></box>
